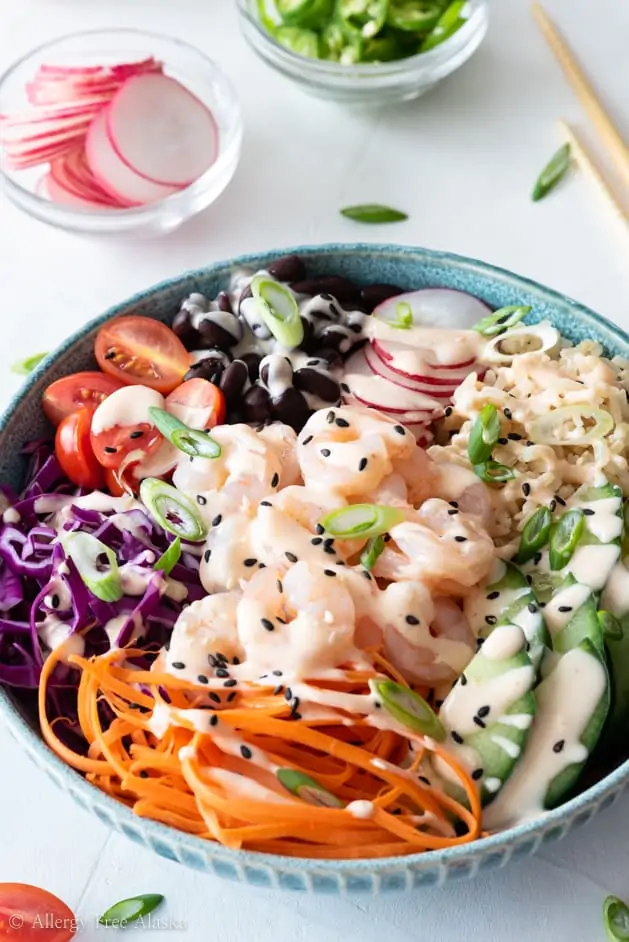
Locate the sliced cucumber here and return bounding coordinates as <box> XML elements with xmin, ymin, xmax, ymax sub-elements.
<box><xmin>438</xmin><ymin>625</ymin><xmax>536</xmax><ymax>805</ymax></box>
<box><xmin>598</xmin><ymin>611</ymin><xmax>629</xmax><ymax>756</ymax></box>
<box><xmin>544</xmin><ymin>573</ymin><xmax>604</xmax><ymax>655</ymax></box>
<box><xmin>601</xmin><ymin>560</ymin><xmax>629</xmax><ymax>619</ymax></box>
<box><xmin>563</xmin><ymin>481</ymin><xmax>623</xmax><ymax>592</ymax></box>
<box><xmin>483</xmin><ymin>639</ymin><xmax>610</xmax><ymax>830</ymax></box>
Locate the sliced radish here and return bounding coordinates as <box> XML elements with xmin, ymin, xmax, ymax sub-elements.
<box><xmin>49</xmin><ymin>154</ymin><xmax>117</xmax><ymax>206</ymax></box>
<box><xmin>85</xmin><ymin>108</ymin><xmax>178</xmax><ymax>205</ymax></box>
<box><xmin>373</xmin><ymin>288</ymin><xmax>492</xmax><ymax>332</ymax></box>
<box><xmin>1</xmin><ymin>114</ymin><xmax>93</xmax><ymax>144</ymax></box>
<box><xmin>363</xmin><ymin>344</ymin><xmax>457</xmax><ymax>399</ymax></box>
<box><xmin>45</xmin><ymin>172</ymin><xmax>115</xmax><ymax>209</ymax></box>
<box><xmin>371</xmin><ymin>336</ymin><xmax>478</xmax><ymax>378</ymax></box>
<box><xmin>106</xmin><ymin>73</ymin><xmax>218</xmax><ymax>186</ymax></box>
<box><xmin>343</xmin><ymin>349</ymin><xmax>442</xmax><ymax>416</ymax></box>
<box><xmin>38</xmin><ymin>57</ymin><xmax>159</xmax><ymax>77</ymax></box>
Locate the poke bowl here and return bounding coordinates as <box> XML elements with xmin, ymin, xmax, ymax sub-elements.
<box><xmin>1</xmin><ymin>243</ymin><xmax>629</xmax><ymax>895</ymax></box>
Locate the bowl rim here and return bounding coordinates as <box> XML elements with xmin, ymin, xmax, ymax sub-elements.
<box><xmin>2</xmin><ymin>240</ymin><xmax>629</xmax><ymax>875</ymax></box>
<box><xmin>0</xmin><ymin>27</ymin><xmax>243</xmax><ymax>221</ymax></box>
<box><xmin>235</xmin><ymin>0</ymin><xmax>487</xmax><ymax>76</ymax></box>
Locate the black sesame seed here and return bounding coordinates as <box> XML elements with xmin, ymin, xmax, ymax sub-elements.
<box><xmin>473</xmin><ymin>716</ymin><xmax>487</xmax><ymax>729</ymax></box>
<box><xmin>451</xmin><ymin>731</ymin><xmax>464</xmax><ymax>744</ymax></box>
<box><xmin>243</xmin><ymin>558</ymin><xmax>258</xmax><ymax>567</ymax></box>
<box><xmin>212</xmin><ymin>514</ymin><xmax>223</xmax><ymax>527</ymax></box>
<box><xmin>311</xmin><ymin>537</ymin><xmax>323</xmax><ymax>545</ymax></box>
<box><xmin>447</xmin><ymin>508</ymin><xmax>459</xmax><ymax>516</ymax></box>
<box><xmin>197</xmin><ymin>675</ymin><xmax>209</xmax><ymax>685</ymax></box>
<box><xmin>449</xmin><ymin>501</ymin><xmax>459</xmax><ymax>509</ymax></box>
<box><xmin>273</xmin><ymin>669</ymin><xmax>283</xmax><ymax>676</ymax></box>
<box><xmin>405</xmin><ymin>614</ymin><xmax>420</xmax><ymax>626</ymax></box>
<box><xmin>321</xmin><ymin>448</ymin><xmax>331</xmax><ymax>457</ymax></box>
<box><xmin>104</xmin><ymin>350</ymin><xmax>116</xmax><ymax>360</ymax></box>
<box><xmin>277</xmin><ymin>579</ymin><xmax>283</xmax><ymax>593</ymax></box>
<box><xmin>549</xmin><ymin>500</ymin><xmax>557</xmax><ymax>513</ymax></box>
<box><xmin>324</xmin><ymin>545</ymin><xmax>336</xmax><ymax>555</ymax></box>
<box><xmin>224</xmin><ymin>678</ymin><xmax>238</xmax><ymax>688</ymax></box>
<box><xmin>383</xmin><ymin>534</ymin><xmax>392</xmax><ymax>543</ymax></box>
<box><xmin>485</xmin><ymin>615</ymin><xmax>497</xmax><ymax>626</ymax></box>
<box><xmin>335</xmin><ymin>417</ymin><xmax>350</xmax><ymax>428</ymax></box>
<box><xmin>522</xmin><ymin>482</ymin><xmax>531</xmax><ymax>497</ymax></box>
<box><xmin>539</xmin><ymin>601</ymin><xmax>547</xmax><ymax>609</ymax></box>
<box><xmin>476</xmin><ymin>637</ymin><xmax>485</xmax><ymax>649</ymax></box>
<box><xmin>276</xmin><ymin>617</ymin><xmax>287</xmax><ymax>625</ymax></box>
<box><xmin>139</xmin><ymin>770</ymin><xmax>149</xmax><ymax>778</ymax></box>
<box><xmin>553</xmin><ymin>739</ymin><xmax>565</xmax><ymax>754</ymax></box>
<box><xmin>497</xmin><ymin>437</ymin><xmax>508</xmax><ymax>445</ymax></box>
<box><xmin>583</xmin><ymin>508</ymin><xmax>595</xmax><ymax>516</ymax></box>
<box><xmin>104</xmin><ymin>446</ymin><xmax>117</xmax><ymax>454</ymax></box>
<box><xmin>261</xmin><ymin>618</ymin><xmax>275</xmax><ymax>632</ymax></box>
<box><xmin>215</xmin><ymin>668</ymin><xmax>229</xmax><ymax>678</ymax></box>
<box><xmin>528</xmin><ymin>602</ymin><xmax>538</xmax><ymax>614</ymax></box>
<box><xmin>503</xmin><ymin>408</ymin><xmax>512</xmax><ymax>419</ymax></box>
<box><xmin>507</xmin><ymin>433</ymin><xmax>522</xmax><ymax>441</ymax></box>
<box><xmin>285</xmin><ymin>687</ymin><xmax>293</xmax><ymax>701</ymax></box>
<box><xmin>555</xmin><ymin>495</ymin><xmax>566</xmax><ymax>507</ymax></box>
<box><xmin>315</xmin><ymin>523</ymin><xmax>325</xmax><ymax>535</ymax></box>
<box><xmin>258</xmin><ymin>562</ymin><xmax>266</xmax><ymax>569</ymax></box>
<box><xmin>210</xmin><ymin>714</ymin><xmax>219</xmax><ymax>727</ymax></box>
<box><xmin>486</xmin><ymin>591</ymin><xmax>500</xmax><ymax>600</ymax></box>
<box><xmin>209</xmin><ymin>692</ymin><xmax>221</xmax><ymax>704</ymax></box>
<box><xmin>290</xmin><ymin>697</ymin><xmax>301</xmax><ymax>713</ymax></box>
<box><xmin>172</xmin><ymin>661</ymin><xmax>186</xmax><ymax>670</ymax></box>
<box><xmin>418</xmin><ymin>775</ymin><xmax>431</xmax><ymax>786</ymax></box>
<box><xmin>394</xmin><ymin>425</ymin><xmax>406</xmax><ymax>435</ymax></box>
<box><xmin>273</xmin><ymin>685</ymin><xmax>284</xmax><ymax>695</ymax></box>
<box><xmin>232</xmin><ymin>656</ymin><xmax>241</xmax><ymax>665</ymax></box>
<box><xmin>324</xmin><ymin>537</ymin><xmax>334</xmax><ymax>548</ymax></box>
<box><xmin>526</xmin><ymin>440</ymin><xmax>534</xmax><ymax>447</ymax></box>
<box><xmin>460</xmin><ymin>674</ymin><xmax>467</xmax><ymax>686</ymax></box>
<box><xmin>260</xmin><ymin>500</ymin><xmax>272</xmax><ymax>507</ymax></box>
<box><xmin>477</xmin><ymin>705</ymin><xmax>490</xmax><ymax>718</ymax></box>
<box><xmin>472</xmin><ymin>768</ymin><xmax>484</xmax><ymax>781</ymax></box>
<box><xmin>341</xmin><ymin>382</ymin><xmax>350</xmax><ymax>393</ymax></box>
<box><xmin>534</xmin><ymin>552</ymin><xmax>542</xmax><ymax>565</ymax></box>
<box><xmin>129</xmin><ymin>430</ymin><xmax>144</xmax><ymax>439</ymax></box>
<box><xmin>358</xmin><ymin>457</ymin><xmax>368</xmax><ymax>471</ymax></box>
<box><xmin>285</xmin><ymin>551</ymin><xmax>298</xmax><ymax>563</ymax></box>
<box><xmin>374</xmin><ymin>701</ymin><xmax>381</xmax><ymax>708</ymax></box>
<box><xmin>204</xmin><ymin>549</ymin><xmax>212</xmax><ymax>563</ymax></box>
<box><xmin>271</xmin><ymin>473</ymin><xmax>279</xmax><ymax>488</ymax></box>
<box><xmin>558</xmin><ymin>606</ymin><xmax>573</xmax><ymax>613</ymax></box>
<box><xmin>50</xmin><ymin>594</ymin><xmax>60</xmax><ymax>609</ymax></box>
<box><xmin>292</xmin><ymin>712</ymin><xmax>302</xmax><ymax>720</ymax></box>
<box><xmin>302</xmin><ymin>435</ymin><xmax>313</xmax><ymax>445</ymax></box>
<box><xmin>362</xmin><ymin>570</ymin><xmax>372</xmax><ymax>581</ymax></box>
<box><xmin>324</xmin><ymin>569</ymin><xmax>336</xmax><ymax>577</ymax></box>
<box><xmin>454</xmin><ymin>535</ymin><xmax>467</xmax><ymax>543</ymax></box>
<box><xmin>208</xmin><ymin>654</ymin><xmax>218</xmax><ymax>667</ymax></box>
<box><xmin>197</xmin><ymin>495</ymin><xmax>207</xmax><ymax>506</ymax></box>
<box><xmin>226</xmin><ymin>691</ymin><xmax>237</xmax><ymax>702</ymax></box>
<box><xmin>216</xmin><ymin>652</ymin><xmax>228</xmax><ymax>663</ymax></box>
<box><xmin>445</xmin><ymin>407</ymin><xmax>453</xmax><ymax>417</ymax></box>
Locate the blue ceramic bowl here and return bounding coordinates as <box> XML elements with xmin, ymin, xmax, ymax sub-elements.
<box><xmin>2</xmin><ymin>244</ymin><xmax>629</xmax><ymax>894</ymax></box>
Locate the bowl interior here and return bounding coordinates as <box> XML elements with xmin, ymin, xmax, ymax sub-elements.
<box><xmin>2</xmin><ymin>243</ymin><xmax>629</xmax><ymax>889</ymax></box>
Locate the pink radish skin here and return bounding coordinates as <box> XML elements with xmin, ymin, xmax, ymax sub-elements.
<box><xmin>363</xmin><ymin>345</ymin><xmax>457</xmax><ymax>399</ymax></box>
<box><xmin>106</xmin><ymin>73</ymin><xmax>218</xmax><ymax>186</ymax></box>
<box><xmin>343</xmin><ymin>350</ymin><xmax>442</xmax><ymax>416</ymax></box>
<box><xmin>85</xmin><ymin>108</ymin><xmax>177</xmax><ymax>205</ymax></box>
<box><xmin>58</xmin><ymin>150</ymin><xmax>120</xmax><ymax>204</ymax></box>
<box><xmin>38</xmin><ymin>58</ymin><xmax>158</xmax><ymax>77</ymax></box>
<box><xmin>45</xmin><ymin>171</ymin><xmax>116</xmax><ymax>209</ymax></box>
<box><xmin>50</xmin><ymin>155</ymin><xmax>117</xmax><ymax>206</ymax></box>
<box><xmin>1</xmin><ymin>115</ymin><xmax>92</xmax><ymax>144</ymax></box>
<box><xmin>4</xmin><ymin>130</ymin><xmax>87</xmax><ymax>157</ymax></box>
<box><xmin>373</xmin><ymin>288</ymin><xmax>492</xmax><ymax>332</ymax></box>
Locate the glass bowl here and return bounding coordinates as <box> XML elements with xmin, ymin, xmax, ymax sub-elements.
<box><xmin>0</xmin><ymin>30</ymin><xmax>243</xmax><ymax>237</ymax></box>
<box><xmin>236</xmin><ymin>0</ymin><xmax>488</xmax><ymax>104</ymax></box>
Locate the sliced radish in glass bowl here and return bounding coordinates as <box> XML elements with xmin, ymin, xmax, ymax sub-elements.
<box><xmin>0</xmin><ymin>29</ymin><xmax>242</xmax><ymax>236</ymax></box>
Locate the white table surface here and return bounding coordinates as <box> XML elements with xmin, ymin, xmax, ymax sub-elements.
<box><xmin>2</xmin><ymin>0</ymin><xmax>629</xmax><ymax>938</ymax></box>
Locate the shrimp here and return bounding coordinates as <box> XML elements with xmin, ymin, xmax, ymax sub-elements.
<box><xmin>373</xmin><ymin>498</ymin><xmax>495</xmax><ymax>594</ymax></box>
<box><xmin>237</xmin><ymin>562</ymin><xmax>356</xmax><ymax>679</ymax></box>
<box><xmin>271</xmin><ymin>485</ymin><xmax>367</xmax><ymax>560</ymax></box>
<box><xmin>249</xmin><ymin>502</ymin><xmax>357</xmax><ymax>570</ymax></box>
<box><xmin>380</xmin><ymin>589</ymin><xmax>474</xmax><ymax>685</ymax></box>
<box><xmin>257</xmin><ymin>423</ymin><xmax>302</xmax><ymax>487</ymax></box>
<box><xmin>297</xmin><ymin>405</ymin><xmax>419</xmax><ymax>497</ymax></box>
<box><xmin>433</xmin><ymin>462</ymin><xmax>493</xmax><ymax>530</ymax></box>
<box><xmin>199</xmin><ymin>511</ymin><xmax>260</xmax><ymax>593</ymax></box>
<box><xmin>165</xmin><ymin>590</ymin><xmax>243</xmax><ymax>683</ymax></box>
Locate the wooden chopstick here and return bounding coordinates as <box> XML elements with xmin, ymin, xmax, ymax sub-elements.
<box><xmin>532</xmin><ymin>3</ymin><xmax>629</xmax><ymax>190</ymax></box>
<box><xmin>558</xmin><ymin>119</ymin><xmax>629</xmax><ymax>226</ymax></box>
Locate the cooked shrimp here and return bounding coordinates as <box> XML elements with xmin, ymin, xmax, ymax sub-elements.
<box><xmin>434</xmin><ymin>462</ymin><xmax>493</xmax><ymax>529</ymax></box>
<box><xmin>165</xmin><ymin>590</ymin><xmax>243</xmax><ymax>683</ymax></box>
<box><xmin>373</xmin><ymin>498</ymin><xmax>495</xmax><ymax>594</ymax></box>
<box><xmin>249</xmin><ymin>502</ymin><xmax>356</xmax><ymax>570</ymax></box>
<box><xmin>390</xmin><ymin>447</ymin><xmax>441</xmax><ymax>506</ymax></box>
<box><xmin>335</xmin><ymin>565</ymin><xmax>383</xmax><ymax>650</ymax></box>
<box><xmin>257</xmin><ymin>423</ymin><xmax>302</xmax><ymax>487</ymax></box>
<box><xmin>297</xmin><ymin>406</ymin><xmax>418</xmax><ymax>497</ymax></box>
<box><xmin>237</xmin><ymin>562</ymin><xmax>356</xmax><ymax>679</ymax></box>
<box><xmin>199</xmin><ymin>511</ymin><xmax>259</xmax><ymax>593</ymax></box>
<box><xmin>364</xmin><ymin>472</ymin><xmax>410</xmax><ymax>507</ymax></box>
<box><xmin>272</xmin><ymin>485</ymin><xmax>367</xmax><ymax>560</ymax></box>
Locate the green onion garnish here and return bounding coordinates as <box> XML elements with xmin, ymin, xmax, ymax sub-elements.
<box><xmin>513</xmin><ymin>507</ymin><xmax>552</xmax><ymax>565</ymax></box>
<box><xmin>472</xmin><ymin>459</ymin><xmax>516</xmax><ymax>484</ymax></box>
<box><xmin>340</xmin><ymin>204</ymin><xmax>408</xmax><ymax>224</ymax></box>
<box><xmin>99</xmin><ymin>894</ymin><xmax>164</xmax><ymax>927</ymax></box>
<box><xmin>468</xmin><ymin>403</ymin><xmax>501</xmax><ymax>465</ymax></box>
<box><xmin>148</xmin><ymin>407</ymin><xmax>221</xmax><ymax>460</ymax></box>
<box><xmin>603</xmin><ymin>895</ymin><xmax>629</xmax><ymax>941</ymax></box>
<box><xmin>11</xmin><ymin>352</ymin><xmax>49</xmax><ymax>375</ymax></box>
<box><xmin>420</xmin><ymin>0</ymin><xmax>467</xmax><ymax>51</ymax></box>
<box><xmin>532</xmin><ymin>143</ymin><xmax>572</xmax><ymax>202</ymax></box>
<box><xmin>320</xmin><ymin>504</ymin><xmax>405</xmax><ymax>539</ymax></box>
<box><xmin>154</xmin><ymin>536</ymin><xmax>182</xmax><ymax>576</ymax></box>
<box><xmin>549</xmin><ymin>509</ymin><xmax>585</xmax><ymax>571</ymax></box>
<box><xmin>472</xmin><ymin>306</ymin><xmax>531</xmax><ymax>337</ymax></box>
<box><xmin>360</xmin><ymin>534</ymin><xmax>385</xmax><ymax>572</ymax></box>
<box><xmin>529</xmin><ymin>405</ymin><xmax>614</xmax><ymax>446</ymax></box>
<box><xmin>369</xmin><ymin>679</ymin><xmax>445</xmax><ymax>740</ymax></box>
<box><xmin>276</xmin><ymin>768</ymin><xmax>343</xmax><ymax>807</ymax></box>
<box><xmin>387</xmin><ymin>0</ymin><xmax>442</xmax><ymax>32</ymax></box>
<box><xmin>140</xmin><ymin>478</ymin><xmax>207</xmax><ymax>543</ymax></box>
<box><xmin>250</xmin><ymin>275</ymin><xmax>304</xmax><ymax>348</ymax></box>
<box><xmin>61</xmin><ymin>532</ymin><xmax>123</xmax><ymax>603</ymax></box>
<box><xmin>598</xmin><ymin>610</ymin><xmax>624</xmax><ymax>642</ymax></box>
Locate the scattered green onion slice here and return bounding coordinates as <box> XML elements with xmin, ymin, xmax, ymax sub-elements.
<box><xmin>532</xmin><ymin>143</ymin><xmax>571</xmax><ymax>202</ymax></box>
<box><xmin>148</xmin><ymin>407</ymin><xmax>221</xmax><ymax>459</ymax></box>
<box><xmin>140</xmin><ymin>478</ymin><xmax>207</xmax><ymax>543</ymax></box>
<box><xmin>99</xmin><ymin>894</ymin><xmax>164</xmax><ymax>927</ymax></box>
<box><xmin>368</xmin><ymin>679</ymin><xmax>445</xmax><ymax>740</ymax></box>
<box><xmin>513</xmin><ymin>507</ymin><xmax>552</xmax><ymax>565</ymax></box>
<box><xmin>62</xmin><ymin>532</ymin><xmax>123</xmax><ymax>603</ymax></box>
<box><xmin>529</xmin><ymin>405</ymin><xmax>614</xmax><ymax>446</ymax></box>
<box><xmin>472</xmin><ymin>306</ymin><xmax>531</xmax><ymax>337</ymax></box>
<box><xmin>250</xmin><ymin>275</ymin><xmax>304</xmax><ymax>349</ymax></box>
<box><xmin>387</xmin><ymin>0</ymin><xmax>442</xmax><ymax>32</ymax></box>
<box><xmin>340</xmin><ymin>204</ymin><xmax>408</xmax><ymax>224</ymax></box>
<box><xmin>603</xmin><ymin>895</ymin><xmax>629</xmax><ymax>942</ymax></box>
<box><xmin>360</xmin><ymin>534</ymin><xmax>385</xmax><ymax>571</ymax></box>
<box><xmin>11</xmin><ymin>352</ymin><xmax>48</xmax><ymax>375</ymax></box>
<box><xmin>598</xmin><ymin>610</ymin><xmax>624</xmax><ymax>642</ymax></box>
<box><xmin>472</xmin><ymin>460</ymin><xmax>516</xmax><ymax>484</ymax></box>
<box><xmin>420</xmin><ymin>0</ymin><xmax>467</xmax><ymax>51</ymax></box>
<box><xmin>276</xmin><ymin>768</ymin><xmax>343</xmax><ymax>807</ymax></box>
<box><xmin>337</xmin><ymin>0</ymin><xmax>388</xmax><ymax>37</ymax></box>
<box><xmin>154</xmin><ymin>536</ymin><xmax>181</xmax><ymax>577</ymax></box>
<box><xmin>320</xmin><ymin>504</ymin><xmax>405</xmax><ymax>539</ymax></box>
<box><xmin>467</xmin><ymin>403</ymin><xmax>501</xmax><ymax>465</ymax></box>
<box><xmin>549</xmin><ymin>509</ymin><xmax>585</xmax><ymax>571</ymax></box>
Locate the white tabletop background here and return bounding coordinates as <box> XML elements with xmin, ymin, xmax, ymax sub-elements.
<box><xmin>2</xmin><ymin>0</ymin><xmax>629</xmax><ymax>938</ymax></box>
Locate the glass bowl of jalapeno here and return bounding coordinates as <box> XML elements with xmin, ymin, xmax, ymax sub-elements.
<box><xmin>236</xmin><ymin>0</ymin><xmax>488</xmax><ymax>103</ymax></box>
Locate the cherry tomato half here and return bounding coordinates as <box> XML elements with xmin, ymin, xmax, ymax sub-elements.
<box><xmin>55</xmin><ymin>409</ymin><xmax>105</xmax><ymax>489</ymax></box>
<box><xmin>95</xmin><ymin>316</ymin><xmax>189</xmax><ymax>394</ymax></box>
<box><xmin>42</xmin><ymin>372</ymin><xmax>124</xmax><ymax>426</ymax></box>
<box><xmin>91</xmin><ymin>423</ymin><xmax>162</xmax><ymax>470</ymax></box>
<box><xmin>0</xmin><ymin>883</ymin><xmax>76</xmax><ymax>941</ymax></box>
<box><xmin>104</xmin><ymin>467</ymin><xmax>126</xmax><ymax>497</ymax></box>
<box><xmin>165</xmin><ymin>378</ymin><xmax>226</xmax><ymax>429</ymax></box>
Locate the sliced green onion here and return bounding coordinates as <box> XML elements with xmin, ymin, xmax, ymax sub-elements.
<box><xmin>472</xmin><ymin>460</ymin><xmax>516</xmax><ymax>484</ymax></box>
<box><xmin>598</xmin><ymin>610</ymin><xmax>624</xmax><ymax>642</ymax></box>
<box><xmin>140</xmin><ymin>478</ymin><xmax>207</xmax><ymax>543</ymax></box>
<box><xmin>360</xmin><ymin>534</ymin><xmax>385</xmax><ymax>571</ymax></box>
<box><xmin>11</xmin><ymin>352</ymin><xmax>48</xmax><ymax>375</ymax></box>
<box><xmin>320</xmin><ymin>504</ymin><xmax>405</xmax><ymax>539</ymax></box>
<box><xmin>337</xmin><ymin>0</ymin><xmax>388</xmax><ymax>37</ymax></box>
<box><xmin>368</xmin><ymin>679</ymin><xmax>445</xmax><ymax>740</ymax></box>
<box><xmin>532</xmin><ymin>143</ymin><xmax>571</xmax><ymax>202</ymax></box>
<box><xmin>340</xmin><ymin>204</ymin><xmax>408</xmax><ymax>224</ymax></box>
<box><xmin>467</xmin><ymin>403</ymin><xmax>501</xmax><ymax>465</ymax></box>
<box><xmin>529</xmin><ymin>405</ymin><xmax>614</xmax><ymax>446</ymax></box>
<box><xmin>472</xmin><ymin>306</ymin><xmax>531</xmax><ymax>337</ymax></box>
<box><xmin>154</xmin><ymin>537</ymin><xmax>181</xmax><ymax>576</ymax></box>
<box><xmin>276</xmin><ymin>25</ymin><xmax>321</xmax><ymax>56</ymax></box>
<box><xmin>276</xmin><ymin>0</ymin><xmax>332</xmax><ymax>28</ymax></box>
<box><xmin>549</xmin><ymin>509</ymin><xmax>585</xmax><ymax>571</ymax></box>
<box><xmin>250</xmin><ymin>275</ymin><xmax>303</xmax><ymax>349</ymax></box>
<box><xmin>276</xmin><ymin>768</ymin><xmax>343</xmax><ymax>807</ymax></box>
<box><xmin>62</xmin><ymin>532</ymin><xmax>123</xmax><ymax>603</ymax></box>
<box><xmin>148</xmin><ymin>407</ymin><xmax>221</xmax><ymax>459</ymax></box>
<box><xmin>603</xmin><ymin>896</ymin><xmax>629</xmax><ymax>942</ymax></box>
<box><xmin>387</xmin><ymin>0</ymin><xmax>441</xmax><ymax>32</ymax></box>
<box><xmin>420</xmin><ymin>0</ymin><xmax>467</xmax><ymax>51</ymax></box>
<box><xmin>99</xmin><ymin>894</ymin><xmax>164</xmax><ymax>927</ymax></box>
<box><xmin>513</xmin><ymin>507</ymin><xmax>552</xmax><ymax>565</ymax></box>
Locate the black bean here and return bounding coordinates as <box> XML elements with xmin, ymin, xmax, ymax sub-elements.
<box><xmin>240</xmin><ymin>351</ymin><xmax>263</xmax><ymax>382</ymax></box>
<box><xmin>293</xmin><ymin>368</ymin><xmax>341</xmax><ymax>403</ymax></box>
<box><xmin>297</xmin><ymin>315</ymin><xmax>315</xmax><ymax>352</ymax></box>
<box><xmin>317</xmin><ymin>325</ymin><xmax>353</xmax><ymax>353</ymax></box>
<box><xmin>312</xmin><ymin>347</ymin><xmax>343</xmax><ymax>372</ymax></box>
<box><xmin>359</xmin><ymin>283</ymin><xmax>405</xmax><ymax>313</ymax></box>
<box><xmin>197</xmin><ymin>318</ymin><xmax>239</xmax><ymax>350</ymax></box>
<box><xmin>271</xmin><ymin>387</ymin><xmax>310</xmax><ymax>431</ymax></box>
<box><xmin>243</xmin><ymin>385</ymin><xmax>271</xmax><ymax>423</ymax></box>
<box><xmin>171</xmin><ymin>308</ymin><xmax>200</xmax><ymax>350</ymax></box>
<box><xmin>268</xmin><ymin>254</ymin><xmax>307</xmax><ymax>282</ymax></box>
<box><xmin>216</xmin><ymin>290</ymin><xmax>233</xmax><ymax>313</ymax></box>
<box><xmin>220</xmin><ymin>359</ymin><xmax>249</xmax><ymax>404</ymax></box>
<box><xmin>291</xmin><ymin>275</ymin><xmax>360</xmax><ymax>303</ymax></box>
